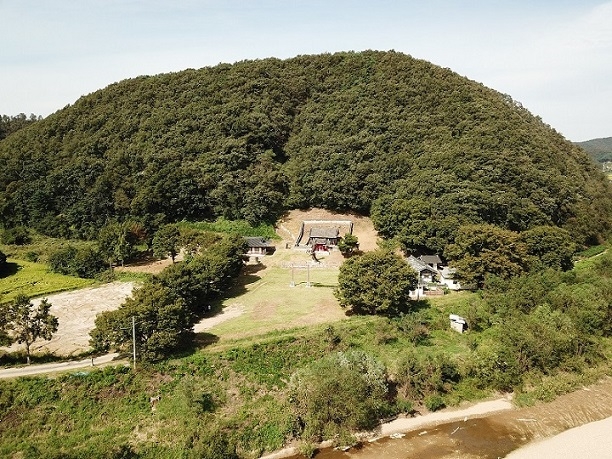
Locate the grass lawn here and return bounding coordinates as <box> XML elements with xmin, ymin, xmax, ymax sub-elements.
<box><xmin>0</xmin><ymin>258</ymin><xmax>94</xmax><ymax>302</ymax></box>
<box><xmin>208</xmin><ymin>262</ymin><xmax>346</xmax><ymax>341</ymax></box>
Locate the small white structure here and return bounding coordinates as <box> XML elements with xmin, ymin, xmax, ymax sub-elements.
<box><xmin>439</xmin><ymin>266</ymin><xmax>461</xmax><ymax>290</ymax></box>
<box><xmin>449</xmin><ymin>314</ymin><xmax>467</xmax><ymax>333</ymax></box>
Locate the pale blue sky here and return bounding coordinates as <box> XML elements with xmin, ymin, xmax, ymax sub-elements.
<box><xmin>1</xmin><ymin>0</ymin><xmax>611</xmax><ymax>141</ymax></box>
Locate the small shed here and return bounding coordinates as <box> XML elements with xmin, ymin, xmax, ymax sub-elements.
<box><xmin>244</xmin><ymin>237</ymin><xmax>276</xmax><ymax>257</ymax></box>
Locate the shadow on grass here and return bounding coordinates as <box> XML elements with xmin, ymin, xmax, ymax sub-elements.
<box><xmin>343</xmin><ymin>298</ymin><xmax>432</xmax><ymax>318</ymax></box>
<box><xmin>166</xmin><ymin>333</ymin><xmax>221</xmax><ymax>360</ymax></box>
<box><xmin>310</xmin><ymin>282</ymin><xmax>337</xmax><ymax>288</ymax></box>
<box><xmin>0</xmin><ymin>262</ymin><xmax>20</xmax><ymax>278</ymax></box>
<box><xmin>193</xmin><ymin>332</ymin><xmax>220</xmax><ymax>347</ymax></box>
<box><xmin>212</xmin><ymin>262</ymin><xmax>267</xmax><ymax>305</ymax></box>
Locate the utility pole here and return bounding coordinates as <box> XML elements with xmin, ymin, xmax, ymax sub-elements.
<box><xmin>132</xmin><ymin>316</ymin><xmax>137</xmax><ymax>370</ymax></box>
<box><xmin>290</xmin><ymin>263</ymin><xmax>295</xmax><ymax>287</ymax></box>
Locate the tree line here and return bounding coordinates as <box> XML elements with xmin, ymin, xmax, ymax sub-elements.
<box><xmin>0</xmin><ymin>51</ymin><xmax>610</xmax><ymax>263</ymax></box>
<box><xmin>89</xmin><ymin>233</ymin><xmax>246</xmax><ymax>361</ymax></box>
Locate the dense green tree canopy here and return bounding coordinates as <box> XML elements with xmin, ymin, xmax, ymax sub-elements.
<box><xmin>336</xmin><ymin>250</ymin><xmax>418</xmax><ymax>315</ymax></box>
<box><xmin>1</xmin><ymin>51</ymin><xmax>610</xmax><ymax>253</ymax></box>
<box><xmin>0</xmin><ymin>295</ymin><xmax>58</xmax><ymax>364</ymax></box>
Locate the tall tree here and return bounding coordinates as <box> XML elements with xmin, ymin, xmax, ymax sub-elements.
<box><xmin>444</xmin><ymin>223</ymin><xmax>528</xmax><ymax>289</ymax></box>
<box><xmin>1</xmin><ymin>295</ymin><xmax>58</xmax><ymax>364</ymax></box>
<box><xmin>153</xmin><ymin>224</ymin><xmax>181</xmax><ymax>263</ymax></box>
<box><xmin>336</xmin><ymin>250</ymin><xmax>418</xmax><ymax>315</ymax></box>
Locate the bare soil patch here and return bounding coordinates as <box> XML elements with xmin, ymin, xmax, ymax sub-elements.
<box><xmin>115</xmin><ymin>251</ymin><xmax>185</xmax><ymax>275</ymax></box>
<box><xmin>276</xmin><ymin>208</ymin><xmax>379</xmax><ymax>252</ymax></box>
<box><xmin>1</xmin><ymin>282</ymin><xmax>136</xmax><ymax>356</ymax></box>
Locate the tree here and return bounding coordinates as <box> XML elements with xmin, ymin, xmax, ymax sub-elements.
<box><xmin>153</xmin><ymin>224</ymin><xmax>181</xmax><ymax>263</ymax></box>
<box><xmin>98</xmin><ymin>222</ymin><xmax>140</xmax><ymax>268</ymax></box>
<box><xmin>335</xmin><ymin>250</ymin><xmax>418</xmax><ymax>315</ymax></box>
<box><xmin>48</xmin><ymin>245</ymin><xmax>105</xmax><ymax>278</ymax></box>
<box><xmin>337</xmin><ymin>233</ymin><xmax>359</xmax><ymax>256</ymax></box>
<box><xmin>289</xmin><ymin>350</ymin><xmax>389</xmax><ymax>440</ymax></box>
<box><xmin>519</xmin><ymin>225</ymin><xmax>576</xmax><ymax>271</ymax></box>
<box><xmin>1</xmin><ymin>226</ymin><xmax>31</xmax><ymax>245</ymax></box>
<box><xmin>444</xmin><ymin>223</ymin><xmax>528</xmax><ymax>289</ymax></box>
<box><xmin>90</xmin><ymin>283</ymin><xmax>193</xmax><ymax>362</ymax></box>
<box><xmin>1</xmin><ymin>295</ymin><xmax>58</xmax><ymax>364</ymax></box>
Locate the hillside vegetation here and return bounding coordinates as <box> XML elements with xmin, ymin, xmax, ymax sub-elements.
<box><xmin>577</xmin><ymin>137</ymin><xmax>612</xmax><ymax>164</ymax></box>
<box><xmin>1</xmin><ymin>50</ymin><xmax>610</xmax><ymax>252</ymax></box>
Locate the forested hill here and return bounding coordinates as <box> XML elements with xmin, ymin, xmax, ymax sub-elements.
<box><xmin>577</xmin><ymin>137</ymin><xmax>612</xmax><ymax>164</ymax></box>
<box><xmin>1</xmin><ymin>50</ymin><xmax>611</xmax><ymax>250</ymax></box>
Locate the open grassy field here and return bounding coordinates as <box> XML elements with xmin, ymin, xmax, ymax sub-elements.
<box><xmin>0</xmin><ymin>258</ymin><xmax>94</xmax><ymax>303</ymax></box>
<box><xmin>205</xmin><ymin>264</ymin><xmax>346</xmax><ymax>341</ymax></box>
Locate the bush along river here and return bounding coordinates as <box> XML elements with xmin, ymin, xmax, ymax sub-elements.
<box><xmin>285</xmin><ymin>377</ymin><xmax>612</xmax><ymax>459</ymax></box>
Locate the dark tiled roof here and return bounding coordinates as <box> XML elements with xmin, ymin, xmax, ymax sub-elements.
<box><xmin>419</xmin><ymin>255</ymin><xmax>443</xmax><ymax>265</ymax></box>
<box><xmin>244</xmin><ymin>237</ymin><xmax>275</xmax><ymax>248</ymax></box>
<box><xmin>308</xmin><ymin>228</ymin><xmax>340</xmax><ymax>239</ymax></box>
<box><xmin>407</xmin><ymin>255</ymin><xmax>438</xmax><ymax>273</ymax></box>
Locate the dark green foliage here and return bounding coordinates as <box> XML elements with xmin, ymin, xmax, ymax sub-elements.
<box><xmin>152</xmin><ymin>224</ymin><xmax>181</xmax><ymax>262</ymax></box>
<box><xmin>0</xmin><ymin>113</ymin><xmax>40</xmax><ymax>141</ymax></box>
<box><xmin>0</xmin><ymin>51</ymin><xmax>609</xmax><ymax>255</ymax></box>
<box><xmin>1</xmin><ymin>225</ymin><xmax>31</xmax><ymax>245</ymax></box>
<box><xmin>336</xmin><ymin>250</ymin><xmax>418</xmax><ymax>315</ymax></box>
<box><xmin>337</xmin><ymin>233</ymin><xmax>359</xmax><ymax>256</ymax></box>
<box><xmin>444</xmin><ymin>223</ymin><xmax>529</xmax><ymax>289</ymax></box>
<box><xmin>48</xmin><ymin>245</ymin><xmax>106</xmax><ymax>278</ymax></box>
<box><xmin>90</xmin><ymin>283</ymin><xmax>193</xmax><ymax>362</ymax></box>
<box><xmin>1</xmin><ymin>294</ymin><xmax>58</xmax><ymax>364</ymax></box>
<box><xmin>394</xmin><ymin>351</ymin><xmax>460</xmax><ymax>400</ymax></box>
<box><xmin>0</xmin><ymin>249</ymin><xmax>6</xmax><ymax>272</ymax></box>
<box><xmin>519</xmin><ymin>225</ymin><xmax>576</xmax><ymax>271</ymax></box>
<box><xmin>289</xmin><ymin>350</ymin><xmax>389</xmax><ymax>439</ymax></box>
<box><xmin>90</xmin><ymin>234</ymin><xmax>246</xmax><ymax>361</ymax></box>
<box><xmin>98</xmin><ymin>221</ymin><xmax>144</xmax><ymax>267</ymax></box>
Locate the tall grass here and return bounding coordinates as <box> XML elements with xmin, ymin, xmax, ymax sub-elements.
<box><xmin>178</xmin><ymin>218</ymin><xmax>279</xmax><ymax>239</ymax></box>
<box><xmin>0</xmin><ymin>258</ymin><xmax>93</xmax><ymax>302</ymax></box>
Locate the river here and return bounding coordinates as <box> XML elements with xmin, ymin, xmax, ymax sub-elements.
<box><xmin>284</xmin><ymin>377</ymin><xmax>612</xmax><ymax>459</ymax></box>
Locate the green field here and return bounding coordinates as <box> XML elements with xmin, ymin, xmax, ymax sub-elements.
<box><xmin>208</xmin><ymin>265</ymin><xmax>346</xmax><ymax>341</ymax></box>
<box><xmin>0</xmin><ymin>258</ymin><xmax>94</xmax><ymax>303</ymax></box>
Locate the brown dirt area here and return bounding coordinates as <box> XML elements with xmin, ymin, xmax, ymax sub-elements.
<box><xmin>276</xmin><ymin>208</ymin><xmax>379</xmax><ymax>252</ymax></box>
<box><xmin>1</xmin><ymin>282</ymin><xmax>136</xmax><ymax>357</ymax></box>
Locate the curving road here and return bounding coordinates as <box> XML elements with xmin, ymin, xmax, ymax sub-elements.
<box><xmin>0</xmin><ymin>353</ymin><xmax>124</xmax><ymax>379</ymax></box>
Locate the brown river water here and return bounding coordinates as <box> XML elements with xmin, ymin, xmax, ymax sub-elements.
<box><xmin>286</xmin><ymin>377</ymin><xmax>612</xmax><ymax>459</ymax></box>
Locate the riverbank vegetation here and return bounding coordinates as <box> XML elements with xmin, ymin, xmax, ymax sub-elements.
<box><xmin>0</xmin><ymin>249</ymin><xmax>610</xmax><ymax>458</ymax></box>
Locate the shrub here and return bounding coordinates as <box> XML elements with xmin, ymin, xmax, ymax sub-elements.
<box><xmin>394</xmin><ymin>351</ymin><xmax>460</xmax><ymax>400</ymax></box>
<box><xmin>336</xmin><ymin>250</ymin><xmax>418</xmax><ymax>316</ymax></box>
<box><xmin>48</xmin><ymin>245</ymin><xmax>106</xmax><ymax>278</ymax></box>
<box><xmin>424</xmin><ymin>394</ymin><xmax>445</xmax><ymax>412</ymax></box>
<box><xmin>2</xmin><ymin>226</ymin><xmax>31</xmax><ymax>245</ymax></box>
<box><xmin>289</xmin><ymin>350</ymin><xmax>389</xmax><ymax>439</ymax></box>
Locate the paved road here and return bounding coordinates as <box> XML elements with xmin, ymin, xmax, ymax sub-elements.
<box><xmin>0</xmin><ymin>353</ymin><xmax>123</xmax><ymax>379</ymax></box>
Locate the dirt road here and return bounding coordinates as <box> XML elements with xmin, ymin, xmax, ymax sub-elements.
<box><xmin>0</xmin><ymin>353</ymin><xmax>122</xmax><ymax>379</ymax></box>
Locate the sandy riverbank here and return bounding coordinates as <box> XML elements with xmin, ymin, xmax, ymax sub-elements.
<box><xmin>260</xmin><ymin>396</ymin><xmax>515</xmax><ymax>459</ymax></box>
<box><xmin>505</xmin><ymin>415</ymin><xmax>612</xmax><ymax>458</ymax></box>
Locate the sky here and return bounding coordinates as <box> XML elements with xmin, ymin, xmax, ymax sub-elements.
<box><xmin>1</xmin><ymin>0</ymin><xmax>611</xmax><ymax>142</ymax></box>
